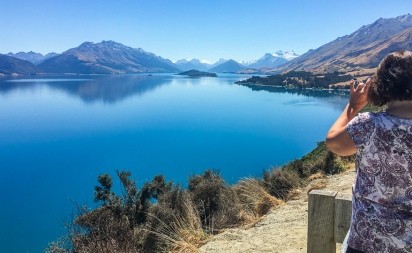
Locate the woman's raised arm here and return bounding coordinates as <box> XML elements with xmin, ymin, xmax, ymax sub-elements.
<box><xmin>326</xmin><ymin>79</ymin><xmax>370</xmax><ymax>156</ymax></box>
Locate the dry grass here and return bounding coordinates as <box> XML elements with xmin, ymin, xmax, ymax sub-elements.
<box><xmin>306</xmin><ymin>180</ymin><xmax>328</xmax><ymax>194</ymax></box>
<box><xmin>285</xmin><ymin>188</ymin><xmax>303</xmax><ymax>201</ymax></box>
<box><xmin>148</xmin><ymin>200</ymin><xmax>210</xmax><ymax>253</ymax></box>
<box><xmin>236</xmin><ymin>178</ymin><xmax>284</xmax><ymax>217</ymax></box>
<box><xmin>307</xmin><ymin>172</ymin><xmax>325</xmax><ymax>182</ymax></box>
<box><xmin>263</xmin><ymin>168</ymin><xmax>305</xmax><ymax>201</ymax></box>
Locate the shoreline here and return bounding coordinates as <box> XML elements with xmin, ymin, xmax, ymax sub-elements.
<box><xmin>236</xmin><ymin>82</ymin><xmax>351</xmax><ymax>92</ymax></box>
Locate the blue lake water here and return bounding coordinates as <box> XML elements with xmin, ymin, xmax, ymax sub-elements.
<box><xmin>0</xmin><ymin>74</ymin><xmax>349</xmax><ymax>253</ymax></box>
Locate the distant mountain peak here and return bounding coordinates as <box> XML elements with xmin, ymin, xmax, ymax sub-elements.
<box><xmin>208</xmin><ymin>59</ymin><xmax>246</xmax><ymax>73</ymax></box>
<box><xmin>247</xmin><ymin>50</ymin><xmax>299</xmax><ymax>69</ymax></box>
<box><xmin>271</xmin><ymin>50</ymin><xmax>299</xmax><ymax>60</ymax></box>
<box><xmin>174</xmin><ymin>58</ymin><xmax>210</xmax><ymax>71</ymax></box>
<box><xmin>101</xmin><ymin>40</ymin><xmax>118</xmax><ymax>44</ymax></box>
<box><xmin>78</xmin><ymin>41</ymin><xmax>93</xmax><ymax>47</ymax></box>
<box><xmin>176</xmin><ymin>58</ymin><xmax>201</xmax><ymax>64</ymax></box>
<box><xmin>6</xmin><ymin>51</ymin><xmax>58</xmax><ymax>65</ymax></box>
<box><xmin>395</xmin><ymin>13</ymin><xmax>412</xmax><ymax>21</ymax></box>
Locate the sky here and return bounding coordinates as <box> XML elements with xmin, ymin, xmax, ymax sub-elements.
<box><xmin>1</xmin><ymin>0</ymin><xmax>412</xmax><ymax>63</ymax></box>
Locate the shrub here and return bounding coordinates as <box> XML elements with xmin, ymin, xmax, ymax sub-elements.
<box><xmin>188</xmin><ymin>170</ymin><xmax>225</xmax><ymax>230</ymax></box>
<box><xmin>284</xmin><ymin>142</ymin><xmax>354</xmax><ymax>178</ymax></box>
<box><xmin>47</xmin><ymin>171</ymin><xmax>177</xmax><ymax>253</ymax></box>
<box><xmin>187</xmin><ymin>169</ymin><xmax>242</xmax><ymax>232</ymax></box>
<box><xmin>210</xmin><ymin>187</ymin><xmax>244</xmax><ymax>231</ymax></box>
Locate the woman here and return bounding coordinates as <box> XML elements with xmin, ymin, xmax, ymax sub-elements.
<box><xmin>326</xmin><ymin>50</ymin><xmax>412</xmax><ymax>253</ymax></box>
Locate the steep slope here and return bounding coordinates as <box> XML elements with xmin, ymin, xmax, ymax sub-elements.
<box><xmin>274</xmin><ymin>14</ymin><xmax>412</xmax><ymax>73</ymax></box>
<box><xmin>38</xmin><ymin>40</ymin><xmax>181</xmax><ymax>74</ymax></box>
<box><xmin>0</xmin><ymin>54</ymin><xmax>38</xmax><ymax>75</ymax></box>
<box><xmin>208</xmin><ymin>59</ymin><xmax>246</xmax><ymax>73</ymax></box>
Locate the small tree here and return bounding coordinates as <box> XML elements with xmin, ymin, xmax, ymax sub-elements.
<box><xmin>94</xmin><ymin>173</ymin><xmax>113</xmax><ymax>204</ymax></box>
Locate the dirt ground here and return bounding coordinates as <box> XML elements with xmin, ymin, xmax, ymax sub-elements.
<box><xmin>198</xmin><ymin>167</ymin><xmax>356</xmax><ymax>253</ymax></box>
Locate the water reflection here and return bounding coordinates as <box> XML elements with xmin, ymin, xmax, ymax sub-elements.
<box><xmin>0</xmin><ymin>74</ymin><xmax>174</xmax><ymax>104</ymax></box>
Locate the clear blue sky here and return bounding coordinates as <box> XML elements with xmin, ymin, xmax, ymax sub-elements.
<box><xmin>1</xmin><ymin>0</ymin><xmax>411</xmax><ymax>63</ymax></box>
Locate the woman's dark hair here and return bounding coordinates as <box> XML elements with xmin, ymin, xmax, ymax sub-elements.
<box><xmin>368</xmin><ymin>50</ymin><xmax>412</xmax><ymax>106</ymax></box>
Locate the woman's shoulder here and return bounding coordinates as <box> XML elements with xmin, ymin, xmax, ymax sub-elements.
<box><xmin>350</xmin><ymin>111</ymin><xmax>376</xmax><ymax>124</ymax></box>
<box><xmin>356</xmin><ymin>111</ymin><xmax>389</xmax><ymax>122</ymax></box>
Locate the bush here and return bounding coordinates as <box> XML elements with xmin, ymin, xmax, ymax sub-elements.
<box><xmin>188</xmin><ymin>169</ymin><xmax>242</xmax><ymax>232</ymax></box>
<box><xmin>284</xmin><ymin>142</ymin><xmax>354</xmax><ymax>178</ymax></box>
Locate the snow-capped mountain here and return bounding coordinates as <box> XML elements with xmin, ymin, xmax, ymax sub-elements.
<box><xmin>272</xmin><ymin>50</ymin><xmax>299</xmax><ymax>60</ymax></box>
<box><xmin>248</xmin><ymin>51</ymin><xmax>299</xmax><ymax>69</ymax></box>
<box><xmin>208</xmin><ymin>58</ymin><xmax>228</xmax><ymax>68</ymax></box>
<box><xmin>237</xmin><ymin>59</ymin><xmax>256</xmax><ymax>66</ymax></box>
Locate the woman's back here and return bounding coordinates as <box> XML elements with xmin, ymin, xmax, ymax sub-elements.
<box><xmin>347</xmin><ymin>111</ymin><xmax>412</xmax><ymax>252</ymax></box>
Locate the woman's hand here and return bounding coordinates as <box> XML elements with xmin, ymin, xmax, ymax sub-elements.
<box><xmin>348</xmin><ymin>78</ymin><xmax>370</xmax><ymax>118</ymax></box>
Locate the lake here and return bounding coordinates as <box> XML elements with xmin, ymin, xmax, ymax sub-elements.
<box><xmin>0</xmin><ymin>73</ymin><xmax>349</xmax><ymax>253</ymax></box>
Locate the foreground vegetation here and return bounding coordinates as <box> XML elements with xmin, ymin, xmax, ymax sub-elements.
<box><xmin>46</xmin><ymin>141</ymin><xmax>354</xmax><ymax>253</ymax></box>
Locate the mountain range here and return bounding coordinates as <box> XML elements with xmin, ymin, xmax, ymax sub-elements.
<box><xmin>1</xmin><ymin>13</ymin><xmax>412</xmax><ymax>75</ymax></box>
<box><xmin>0</xmin><ymin>42</ymin><xmax>299</xmax><ymax>75</ymax></box>
<box><xmin>7</xmin><ymin>51</ymin><xmax>58</xmax><ymax>65</ymax></box>
<box><xmin>172</xmin><ymin>51</ymin><xmax>298</xmax><ymax>72</ymax></box>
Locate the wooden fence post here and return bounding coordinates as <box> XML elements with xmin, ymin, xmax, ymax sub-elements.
<box><xmin>334</xmin><ymin>192</ymin><xmax>352</xmax><ymax>243</ymax></box>
<box><xmin>307</xmin><ymin>190</ymin><xmax>337</xmax><ymax>253</ymax></box>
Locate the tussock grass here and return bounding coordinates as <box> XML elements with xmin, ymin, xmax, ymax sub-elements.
<box><xmin>263</xmin><ymin>168</ymin><xmax>304</xmax><ymax>201</ymax></box>
<box><xmin>236</xmin><ymin>178</ymin><xmax>283</xmax><ymax>217</ymax></box>
<box><xmin>147</xmin><ymin>201</ymin><xmax>209</xmax><ymax>253</ymax></box>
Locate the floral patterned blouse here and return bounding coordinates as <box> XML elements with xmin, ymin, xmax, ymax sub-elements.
<box><xmin>346</xmin><ymin>111</ymin><xmax>412</xmax><ymax>252</ymax></box>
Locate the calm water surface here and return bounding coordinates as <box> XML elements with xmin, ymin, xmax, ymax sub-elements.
<box><xmin>0</xmin><ymin>74</ymin><xmax>349</xmax><ymax>252</ymax></box>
